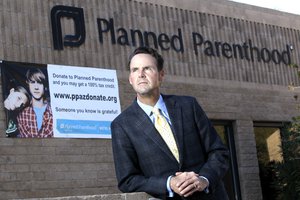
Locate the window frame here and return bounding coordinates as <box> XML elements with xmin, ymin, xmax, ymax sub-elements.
<box><xmin>212</xmin><ymin>120</ymin><xmax>242</xmax><ymax>200</ymax></box>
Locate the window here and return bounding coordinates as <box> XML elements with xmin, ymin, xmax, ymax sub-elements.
<box><xmin>213</xmin><ymin>121</ymin><xmax>242</xmax><ymax>200</ymax></box>
<box><xmin>254</xmin><ymin>122</ymin><xmax>284</xmax><ymax>200</ymax></box>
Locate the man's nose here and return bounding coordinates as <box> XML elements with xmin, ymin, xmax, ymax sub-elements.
<box><xmin>138</xmin><ymin>69</ymin><xmax>145</xmax><ymax>77</ymax></box>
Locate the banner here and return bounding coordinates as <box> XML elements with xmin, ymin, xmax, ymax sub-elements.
<box><xmin>1</xmin><ymin>61</ymin><xmax>121</xmax><ymax>138</ymax></box>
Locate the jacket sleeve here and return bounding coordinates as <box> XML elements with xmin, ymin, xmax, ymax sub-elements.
<box><xmin>192</xmin><ymin>97</ymin><xmax>230</xmax><ymax>192</ymax></box>
<box><xmin>111</xmin><ymin>119</ymin><xmax>169</xmax><ymax>198</ymax></box>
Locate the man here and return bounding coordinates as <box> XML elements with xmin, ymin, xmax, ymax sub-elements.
<box><xmin>17</xmin><ymin>68</ymin><xmax>53</xmax><ymax>138</ymax></box>
<box><xmin>111</xmin><ymin>47</ymin><xmax>229</xmax><ymax>200</ymax></box>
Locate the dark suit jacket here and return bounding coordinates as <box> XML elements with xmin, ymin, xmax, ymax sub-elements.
<box><xmin>111</xmin><ymin>95</ymin><xmax>229</xmax><ymax>200</ymax></box>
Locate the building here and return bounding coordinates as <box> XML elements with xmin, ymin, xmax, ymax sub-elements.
<box><xmin>0</xmin><ymin>0</ymin><xmax>299</xmax><ymax>199</ymax></box>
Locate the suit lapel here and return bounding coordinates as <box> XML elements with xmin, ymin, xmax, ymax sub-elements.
<box><xmin>131</xmin><ymin>101</ymin><xmax>177</xmax><ymax>161</ymax></box>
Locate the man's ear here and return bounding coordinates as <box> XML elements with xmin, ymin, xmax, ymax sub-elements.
<box><xmin>159</xmin><ymin>69</ymin><xmax>165</xmax><ymax>82</ymax></box>
<box><xmin>129</xmin><ymin>75</ymin><xmax>133</xmax><ymax>85</ymax></box>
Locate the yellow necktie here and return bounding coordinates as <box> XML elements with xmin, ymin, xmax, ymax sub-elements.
<box><xmin>152</xmin><ymin>107</ymin><xmax>179</xmax><ymax>162</ymax></box>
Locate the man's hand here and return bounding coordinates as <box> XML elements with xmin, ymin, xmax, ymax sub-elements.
<box><xmin>170</xmin><ymin>172</ymin><xmax>209</xmax><ymax>197</ymax></box>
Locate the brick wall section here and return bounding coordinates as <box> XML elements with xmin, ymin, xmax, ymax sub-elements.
<box><xmin>0</xmin><ymin>0</ymin><xmax>300</xmax><ymax>86</ymax></box>
<box><xmin>234</xmin><ymin>120</ymin><xmax>262</xmax><ymax>200</ymax></box>
<box><xmin>136</xmin><ymin>0</ymin><xmax>300</xmax><ymax>30</ymax></box>
<box><xmin>25</xmin><ymin>192</ymin><xmax>152</xmax><ymax>200</ymax></box>
<box><xmin>0</xmin><ymin>0</ymin><xmax>300</xmax><ymax>199</ymax></box>
<box><xmin>0</xmin><ymin>138</ymin><xmax>119</xmax><ymax>199</ymax></box>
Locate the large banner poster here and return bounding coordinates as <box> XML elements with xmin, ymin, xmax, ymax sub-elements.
<box><xmin>1</xmin><ymin>61</ymin><xmax>121</xmax><ymax>138</ymax></box>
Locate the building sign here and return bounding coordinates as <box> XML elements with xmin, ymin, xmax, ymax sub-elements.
<box><xmin>192</xmin><ymin>33</ymin><xmax>291</xmax><ymax>65</ymax></box>
<box><xmin>1</xmin><ymin>61</ymin><xmax>121</xmax><ymax>138</ymax></box>
<box><xmin>51</xmin><ymin>5</ymin><xmax>86</xmax><ymax>50</ymax></box>
<box><xmin>50</xmin><ymin>5</ymin><xmax>293</xmax><ymax>65</ymax></box>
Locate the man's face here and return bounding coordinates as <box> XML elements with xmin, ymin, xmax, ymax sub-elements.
<box><xmin>4</xmin><ymin>90</ymin><xmax>28</xmax><ymax>110</ymax></box>
<box><xmin>28</xmin><ymin>80</ymin><xmax>44</xmax><ymax>100</ymax></box>
<box><xmin>129</xmin><ymin>53</ymin><xmax>164</xmax><ymax>97</ymax></box>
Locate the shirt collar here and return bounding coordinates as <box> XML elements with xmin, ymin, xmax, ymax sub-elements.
<box><xmin>154</xmin><ymin>95</ymin><xmax>168</xmax><ymax>115</ymax></box>
<box><xmin>137</xmin><ymin>98</ymin><xmax>153</xmax><ymax>117</ymax></box>
<box><xmin>137</xmin><ymin>95</ymin><xmax>169</xmax><ymax>118</ymax></box>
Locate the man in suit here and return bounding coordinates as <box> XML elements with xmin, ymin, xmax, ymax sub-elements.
<box><xmin>111</xmin><ymin>46</ymin><xmax>229</xmax><ymax>200</ymax></box>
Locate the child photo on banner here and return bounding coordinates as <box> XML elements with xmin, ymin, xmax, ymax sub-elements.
<box><xmin>1</xmin><ymin>61</ymin><xmax>121</xmax><ymax>138</ymax></box>
<box><xmin>1</xmin><ymin>61</ymin><xmax>52</xmax><ymax>138</ymax></box>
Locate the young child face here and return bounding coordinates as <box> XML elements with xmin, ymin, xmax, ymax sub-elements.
<box><xmin>4</xmin><ymin>89</ymin><xmax>29</xmax><ymax>110</ymax></box>
<box><xmin>28</xmin><ymin>79</ymin><xmax>45</xmax><ymax>100</ymax></box>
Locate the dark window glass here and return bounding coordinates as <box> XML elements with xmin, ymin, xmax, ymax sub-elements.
<box><xmin>213</xmin><ymin>121</ymin><xmax>242</xmax><ymax>200</ymax></box>
<box><xmin>254</xmin><ymin>123</ymin><xmax>283</xmax><ymax>200</ymax></box>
